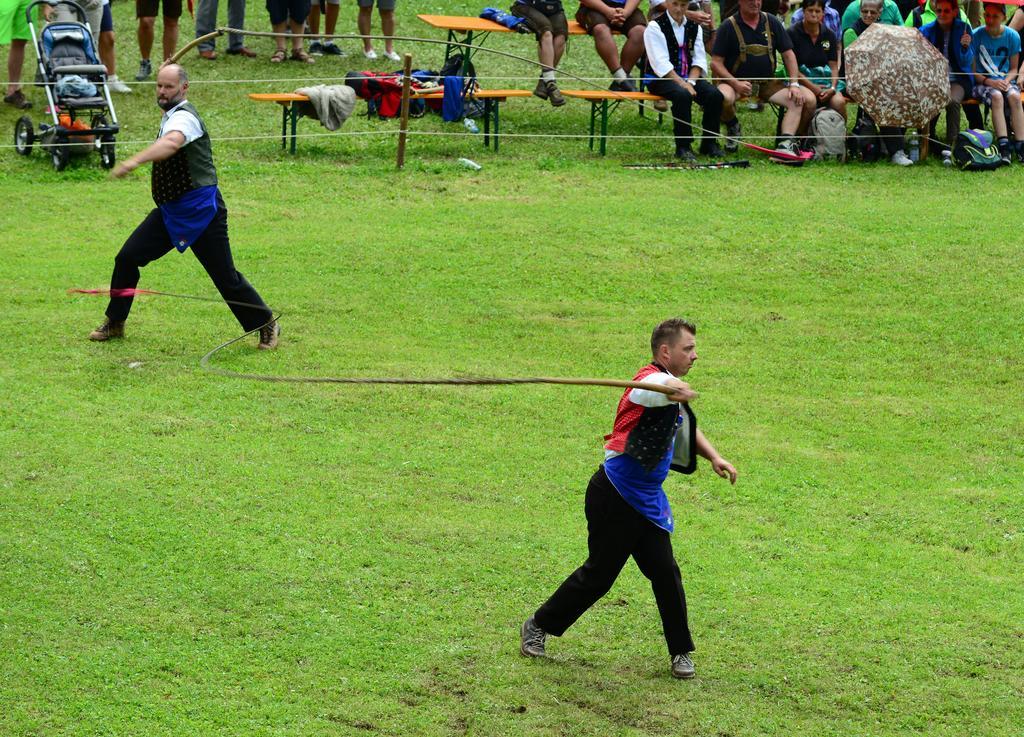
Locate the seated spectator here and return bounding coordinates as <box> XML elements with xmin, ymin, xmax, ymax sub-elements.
<box><xmin>905</xmin><ymin>0</ymin><xmax>969</xmax><ymax>28</ymax></box>
<box><xmin>971</xmin><ymin>1</ymin><xmax>1024</xmax><ymax>163</ymax></box>
<box><xmin>268</xmin><ymin>0</ymin><xmax>314</xmax><ymax>63</ymax></box>
<box><xmin>845</xmin><ymin>0</ymin><xmax>913</xmax><ymax>164</ymax></box>
<box><xmin>309</xmin><ymin>0</ymin><xmax>345</xmax><ymax>56</ymax></box>
<box><xmin>510</xmin><ymin>0</ymin><xmax>568</xmax><ymax>107</ymax></box>
<box><xmin>840</xmin><ymin>0</ymin><xmax>902</xmax><ymax>33</ymax></box>
<box><xmin>643</xmin><ymin>0</ymin><xmax>724</xmax><ymax>159</ymax></box>
<box><xmin>919</xmin><ymin>0</ymin><xmax>974</xmax><ymax>156</ymax></box>
<box><xmin>789</xmin><ymin>0</ymin><xmax>846</xmax><ymax>119</ymax></box>
<box><xmin>710</xmin><ymin>0</ymin><xmax>815</xmax><ymax>155</ymax></box>
<box><xmin>134</xmin><ymin>0</ymin><xmax>180</xmax><ymax>81</ymax></box>
<box><xmin>791</xmin><ymin>0</ymin><xmax>841</xmax><ymax>38</ymax></box>
<box><xmin>358</xmin><ymin>0</ymin><xmax>401</xmax><ymax>62</ymax></box>
<box><xmin>575</xmin><ymin>0</ymin><xmax>647</xmax><ymax>91</ymax></box>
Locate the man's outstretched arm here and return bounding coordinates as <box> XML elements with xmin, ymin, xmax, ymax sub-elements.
<box><xmin>695</xmin><ymin>428</ymin><xmax>737</xmax><ymax>484</ymax></box>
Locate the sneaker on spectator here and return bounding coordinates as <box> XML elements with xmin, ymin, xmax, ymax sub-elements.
<box><xmin>363</xmin><ymin>48</ymin><xmax>378</xmax><ymax>60</ymax></box>
<box><xmin>998</xmin><ymin>142</ymin><xmax>1012</xmax><ymax>166</ymax></box>
<box><xmin>322</xmin><ymin>42</ymin><xmax>345</xmax><ymax>56</ymax></box>
<box><xmin>775</xmin><ymin>138</ymin><xmax>798</xmax><ymax>156</ymax></box>
<box><xmin>724</xmin><ymin>118</ymin><xmax>741</xmax><ymax>152</ymax></box>
<box><xmin>545</xmin><ymin>80</ymin><xmax>565</xmax><ymax>107</ymax></box>
<box><xmin>309</xmin><ymin>40</ymin><xmax>324</xmax><ymax>55</ymax></box>
<box><xmin>135</xmin><ymin>59</ymin><xmax>152</xmax><ymax>81</ymax></box>
<box><xmin>3</xmin><ymin>89</ymin><xmax>31</xmax><ymax>109</ymax></box>
<box><xmin>609</xmin><ymin>78</ymin><xmax>636</xmax><ymax>93</ymax></box>
<box><xmin>520</xmin><ymin>616</ymin><xmax>547</xmax><ymax>657</ymax></box>
<box><xmin>107</xmin><ymin>75</ymin><xmax>132</xmax><ymax>93</ymax></box>
<box><xmin>382</xmin><ymin>49</ymin><xmax>401</xmax><ymax>62</ymax></box>
<box><xmin>675</xmin><ymin>146</ymin><xmax>698</xmax><ymax>162</ymax></box>
<box><xmin>890</xmin><ymin>150</ymin><xmax>914</xmax><ymax>166</ymax></box>
<box><xmin>671</xmin><ymin>653</ymin><xmax>696</xmax><ymax>679</ymax></box>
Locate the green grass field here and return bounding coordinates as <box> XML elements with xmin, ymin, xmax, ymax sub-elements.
<box><xmin>2</xmin><ymin>2</ymin><xmax>1024</xmax><ymax>736</ymax></box>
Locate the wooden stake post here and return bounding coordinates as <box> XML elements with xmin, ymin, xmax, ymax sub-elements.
<box><xmin>397</xmin><ymin>53</ymin><xmax>413</xmax><ymax>169</ymax></box>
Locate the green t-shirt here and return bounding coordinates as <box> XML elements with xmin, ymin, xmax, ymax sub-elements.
<box><xmin>841</xmin><ymin>0</ymin><xmax>905</xmax><ymax>33</ymax></box>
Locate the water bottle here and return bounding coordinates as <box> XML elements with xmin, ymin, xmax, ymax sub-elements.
<box><xmin>457</xmin><ymin>157</ymin><xmax>482</xmax><ymax>171</ymax></box>
<box><xmin>908</xmin><ymin>134</ymin><xmax>920</xmax><ymax>163</ymax></box>
<box><xmin>942</xmin><ymin>150</ymin><xmax>952</xmax><ymax>167</ymax></box>
<box><xmin>463</xmin><ymin>117</ymin><xmax>479</xmax><ymax>134</ymax></box>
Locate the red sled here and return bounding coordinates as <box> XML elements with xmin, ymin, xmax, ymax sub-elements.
<box><xmin>741</xmin><ymin>141</ymin><xmax>814</xmax><ymax>165</ymax></box>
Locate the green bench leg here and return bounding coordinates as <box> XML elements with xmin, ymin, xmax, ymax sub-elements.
<box><xmin>483</xmin><ymin>98</ymin><xmax>491</xmax><ymax>148</ymax></box>
<box><xmin>289</xmin><ymin>103</ymin><xmax>299</xmax><ymax>154</ymax></box>
<box><xmin>280</xmin><ymin>103</ymin><xmax>287</xmax><ymax>150</ymax></box>
<box><xmin>588</xmin><ymin>102</ymin><xmax>597</xmax><ymax>151</ymax></box>
<box><xmin>600</xmin><ymin>100</ymin><xmax>609</xmax><ymax>156</ymax></box>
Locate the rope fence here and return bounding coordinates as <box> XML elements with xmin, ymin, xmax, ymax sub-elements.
<box><xmin>9</xmin><ymin>27</ymin><xmax>969</xmax><ymax>159</ymax></box>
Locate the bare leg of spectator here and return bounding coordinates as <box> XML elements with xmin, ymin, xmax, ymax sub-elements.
<box><xmin>162</xmin><ymin>16</ymin><xmax>179</xmax><ymax>62</ymax></box>
<box><xmin>359</xmin><ymin>5</ymin><xmax>374</xmax><ymax>55</ymax></box>
<box><xmin>380</xmin><ymin>8</ymin><xmax>395</xmax><ymax>55</ymax></box>
<box><xmin>619</xmin><ymin>24</ymin><xmax>645</xmax><ymax>75</ymax></box>
<box><xmin>138</xmin><ymin>16</ymin><xmax>155</xmax><ymax>63</ymax></box>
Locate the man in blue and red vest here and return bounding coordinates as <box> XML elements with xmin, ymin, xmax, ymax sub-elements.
<box><xmin>521</xmin><ymin>318</ymin><xmax>737</xmax><ymax>680</ymax></box>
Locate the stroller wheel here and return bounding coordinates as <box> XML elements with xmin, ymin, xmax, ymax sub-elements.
<box><xmin>99</xmin><ymin>136</ymin><xmax>115</xmax><ymax>169</ymax></box>
<box><xmin>14</xmin><ymin>115</ymin><xmax>34</xmax><ymax>156</ymax></box>
<box><xmin>51</xmin><ymin>143</ymin><xmax>70</xmax><ymax>171</ymax></box>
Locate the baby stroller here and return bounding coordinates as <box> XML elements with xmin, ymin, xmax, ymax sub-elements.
<box><xmin>13</xmin><ymin>0</ymin><xmax>119</xmax><ymax>171</ymax></box>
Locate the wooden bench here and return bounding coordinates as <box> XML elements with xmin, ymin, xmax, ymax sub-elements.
<box><xmin>248</xmin><ymin>92</ymin><xmax>309</xmax><ymax>154</ymax></box>
<box><xmin>417</xmin><ymin>14</ymin><xmax>596</xmax><ymax>76</ymax></box>
<box><xmin>560</xmin><ymin>90</ymin><xmax>666</xmax><ymax>155</ymax></box>
<box><xmin>249</xmin><ymin>89</ymin><xmax>534</xmax><ymax>154</ymax></box>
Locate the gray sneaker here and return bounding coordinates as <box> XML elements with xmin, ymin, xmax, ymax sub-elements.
<box><xmin>671</xmin><ymin>653</ymin><xmax>695</xmax><ymax>679</ymax></box>
<box><xmin>135</xmin><ymin>59</ymin><xmax>152</xmax><ymax>81</ymax></box>
<box><xmin>520</xmin><ymin>616</ymin><xmax>547</xmax><ymax>657</ymax></box>
<box><xmin>322</xmin><ymin>42</ymin><xmax>346</xmax><ymax>56</ymax></box>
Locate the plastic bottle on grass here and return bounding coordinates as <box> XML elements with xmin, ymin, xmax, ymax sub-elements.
<box><xmin>908</xmin><ymin>134</ymin><xmax>920</xmax><ymax>162</ymax></box>
<box><xmin>464</xmin><ymin>117</ymin><xmax>479</xmax><ymax>134</ymax></box>
<box><xmin>458</xmin><ymin>158</ymin><xmax>482</xmax><ymax>171</ymax></box>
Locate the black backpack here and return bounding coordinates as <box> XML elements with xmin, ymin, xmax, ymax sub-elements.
<box><xmin>849</xmin><ymin>109</ymin><xmax>881</xmax><ymax>163</ymax></box>
<box><xmin>952</xmin><ymin>129</ymin><xmax>1003</xmax><ymax>171</ymax></box>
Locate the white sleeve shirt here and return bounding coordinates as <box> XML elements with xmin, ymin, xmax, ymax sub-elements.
<box><xmin>643</xmin><ymin>15</ymin><xmax>707</xmax><ymax>79</ymax></box>
<box><xmin>628</xmin><ymin>372</ymin><xmax>677</xmax><ymax>407</ymax></box>
<box><xmin>159</xmin><ymin>100</ymin><xmax>204</xmax><ymax>145</ymax></box>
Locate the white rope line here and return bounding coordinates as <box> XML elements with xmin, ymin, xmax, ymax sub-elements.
<box><xmin>0</xmin><ymin>126</ymin><xmax>932</xmax><ymax>151</ymax></box>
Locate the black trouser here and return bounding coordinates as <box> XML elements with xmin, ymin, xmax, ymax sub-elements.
<box><xmin>105</xmin><ymin>198</ymin><xmax>272</xmax><ymax>331</ymax></box>
<box><xmin>534</xmin><ymin>465</ymin><xmax>695</xmax><ymax>656</ymax></box>
<box><xmin>647</xmin><ymin>77</ymin><xmax>723</xmax><ymax>153</ymax></box>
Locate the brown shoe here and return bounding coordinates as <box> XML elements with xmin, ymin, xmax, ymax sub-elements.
<box><xmin>257</xmin><ymin>320</ymin><xmax>279</xmax><ymax>350</ymax></box>
<box><xmin>4</xmin><ymin>89</ymin><xmax>31</xmax><ymax>109</ymax></box>
<box><xmin>227</xmin><ymin>46</ymin><xmax>258</xmax><ymax>57</ymax></box>
<box><xmin>89</xmin><ymin>318</ymin><xmax>125</xmax><ymax>341</ymax></box>
<box><xmin>546</xmin><ymin>80</ymin><xmax>565</xmax><ymax>107</ymax></box>
<box><xmin>198</xmin><ymin>49</ymin><xmax>218</xmax><ymax>60</ymax></box>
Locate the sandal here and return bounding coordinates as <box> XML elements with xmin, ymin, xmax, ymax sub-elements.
<box><xmin>270</xmin><ymin>49</ymin><xmax>286</xmax><ymax>63</ymax></box>
<box><xmin>290</xmin><ymin>49</ymin><xmax>315</xmax><ymax>64</ymax></box>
